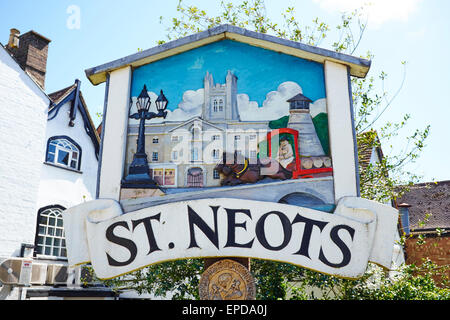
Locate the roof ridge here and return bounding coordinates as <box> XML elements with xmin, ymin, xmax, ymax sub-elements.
<box><xmin>48</xmin><ymin>83</ymin><xmax>77</xmax><ymax>105</ymax></box>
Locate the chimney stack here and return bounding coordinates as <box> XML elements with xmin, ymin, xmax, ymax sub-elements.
<box><xmin>7</xmin><ymin>28</ymin><xmax>20</xmax><ymax>49</ymax></box>
<box><xmin>6</xmin><ymin>29</ymin><xmax>51</xmax><ymax>90</ymax></box>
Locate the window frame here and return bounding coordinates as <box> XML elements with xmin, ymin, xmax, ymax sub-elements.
<box><xmin>33</xmin><ymin>205</ymin><xmax>67</xmax><ymax>260</ymax></box>
<box><xmin>46</xmin><ymin>136</ymin><xmax>82</xmax><ymax>171</ymax></box>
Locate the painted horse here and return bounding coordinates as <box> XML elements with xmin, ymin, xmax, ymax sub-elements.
<box><xmin>215</xmin><ymin>152</ymin><xmax>293</xmax><ymax>186</ymax></box>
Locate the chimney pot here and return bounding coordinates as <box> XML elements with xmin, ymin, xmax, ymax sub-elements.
<box><xmin>7</xmin><ymin>28</ymin><xmax>20</xmax><ymax>48</ymax></box>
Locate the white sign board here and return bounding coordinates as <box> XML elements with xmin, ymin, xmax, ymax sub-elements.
<box><xmin>63</xmin><ymin>197</ymin><xmax>398</xmax><ymax>280</ymax></box>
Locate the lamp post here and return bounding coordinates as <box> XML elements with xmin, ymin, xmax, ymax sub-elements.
<box><xmin>121</xmin><ymin>85</ymin><xmax>168</xmax><ymax>188</ymax></box>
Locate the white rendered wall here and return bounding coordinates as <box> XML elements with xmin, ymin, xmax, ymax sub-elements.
<box><xmin>0</xmin><ymin>46</ymin><xmax>49</xmax><ymax>258</ymax></box>
<box><xmin>37</xmin><ymin>100</ymin><xmax>98</xmax><ymax>211</ymax></box>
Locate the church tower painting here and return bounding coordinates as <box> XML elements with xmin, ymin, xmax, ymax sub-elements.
<box><xmin>202</xmin><ymin>71</ymin><xmax>240</xmax><ymax>121</ymax></box>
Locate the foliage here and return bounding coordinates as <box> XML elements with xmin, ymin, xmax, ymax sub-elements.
<box><xmin>97</xmin><ymin>0</ymin><xmax>440</xmax><ymax>300</ymax></box>
<box><xmin>157</xmin><ymin>0</ymin><xmax>430</xmax><ymax>203</ymax></box>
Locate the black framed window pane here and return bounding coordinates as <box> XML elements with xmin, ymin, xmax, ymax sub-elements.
<box><xmin>47</xmin><ymin>227</ymin><xmax>54</xmax><ymax>236</ymax></box>
<box><xmin>40</xmin><ymin>215</ymin><xmax>48</xmax><ymax>225</ymax></box>
<box><xmin>39</xmin><ymin>226</ymin><xmax>46</xmax><ymax>235</ymax></box>
<box><xmin>58</xmin><ymin>151</ymin><xmax>69</xmax><ymax>165</ymax></box>
<box><xmin>55</xmin><ymin>228</ymin><xmax>62</xmax><ymax>237</ymax></box>
<box><xmin>47</xmin><ymin>153</ymin><xmax>55</xmax><ymax>163</ymax></box>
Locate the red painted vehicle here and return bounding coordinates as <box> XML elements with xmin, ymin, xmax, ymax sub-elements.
<box><xmin>266</xmin><ymin>128</ymin><xmax>333</xmax><ymax>179</ymax></box>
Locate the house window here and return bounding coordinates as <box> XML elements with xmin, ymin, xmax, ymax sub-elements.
<box><xmin>171</xmin><ymin>136</ymin><xmax>179</xmax><ymax>142</ymax></box>
<box><xmin>218</xmin><ymin>99</ymin><xmax>224</xmax><ymax>112</ymax></box>
<box><xmin>46</xmin><ymin>136</ymin><xmax>81</xmax><ymax>170</ymax></box>
<box><xmin>234</xmin><ymin>135</ymin><xmax>241</xmax><ymax>141</ymax></box>
<box><xmin>164</xmin><ymin>169</ymin><xmax>175</xmax><ymax>186</ymax></box>
<box><xmin>213</xmin><ymin>99</ymin><xmax>218</xmax><ymax>112</ymax></box>
<box><xmin>150</xmin><ymin>167</ymin><xmax>176</xmax><ymax>187</ymax></box>
<box><xmin>152</xmin><ymin>168</ymin><xmax>163</xmax><ymax>185</ymax></box>
<box><xmin>153</xmin><ymin>137</ymin><xmax>159</xmax><ymax>144</ymax></box>
<box><xmin>212</xmin><ymin>135</ymin><xmax>220</xmax><ymax>141</ymax></box>
<box><xmin>172</xmin><ymin>150</ymin><xmax>178</xmax><ymax>160</ymax></box>
<box><xmin>152</xmin><ymin>152</ymin><xmax>159</xmax><ymax>162</ymax></box>
<box><xmin>212</xmin><ymin>149</ymin><xmax>220</xmax><ymax>160</ymax></box>
<box><xmin>249</xmin><ymin>135</ymin><xmax>257</xmax><ymax>140</ymax></box>
<box><xmin>192</xmin><ymin>148</ymin><xmax>199</xmax><ymax>161</ymax></box>
<box><xmin>250</xmin><ymin>150</ymin><xmax>257</xmax><ymax>158</ymax></box>
<box><xmin>213</xmin><ymin>169</ymin><xmax>220</xmax><ymax>180</ymax></box>
<box><xmin>34</xmin><ymin>206</ymin><xmax>67</xmax><ymax>258</ymax></box>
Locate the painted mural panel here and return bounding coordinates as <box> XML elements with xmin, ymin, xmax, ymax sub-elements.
<box><xmin>124</xmin><ymin>39</ymin><xmax>334</xmax><ymax>208</ymax></box>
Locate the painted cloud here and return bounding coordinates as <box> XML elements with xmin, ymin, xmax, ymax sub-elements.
<box><xmin>238</xmin><ymin>81</ymin><xmax>301</xmax><ymax>121</ymax></box>
<box><xmin>130</xmin><ymin>89</ymin><xmax>204</xmax><ymax>124</ymax></box>
<box><xmin>130</xmin><ymin>81</ymin><xmax>326</xmax><ymax>124</ymax></box>
<box><xmin>238</xmin><ymin>81</ymin><xmax>327</xmax><ymax>121</ymax></box>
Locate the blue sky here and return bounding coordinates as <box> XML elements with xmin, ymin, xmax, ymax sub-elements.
<box><xmin>131</xmin><ymin>40</ymin><xmax>326</xmax><ymax>106</ymax></box>
<box><xmin>1</xmin><ymin>0</ymin><xmax>449</xmax><ymax>183</ymax></box>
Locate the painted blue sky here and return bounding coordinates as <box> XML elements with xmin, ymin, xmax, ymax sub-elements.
<box><xmin>0</xmin><ymin>0</ymin><xmax>448</xmax><ymax>183</ymax></box>
<box><xmin>131</xmin><ymin>40</ymin><xmax>326</xmax><ymax>110</ymax></box>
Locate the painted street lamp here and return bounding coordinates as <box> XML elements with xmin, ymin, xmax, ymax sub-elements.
<box><xmin>121</xmin><ymin>85</ymin><xmax>169</xmax><ymax>188</ymax></box>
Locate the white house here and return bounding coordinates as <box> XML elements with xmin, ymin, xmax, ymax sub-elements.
<box><xmin>0</xmin><ymin>29</ymin><xmax>112</xmax><ymax>300</ymax></box>
<box><xmin>0</xmin><ymin>37</ymin><xmax>50</xmax><ymax>264</ymax></box>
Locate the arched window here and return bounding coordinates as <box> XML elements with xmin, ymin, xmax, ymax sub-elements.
<box><xmin>213</xmin><ymin>99</ymin><xmax>218</xmax><ymax>112</ymax></box>
<box><xmin>34</xmin><ymin>205</ymin><xmax>67</xmax><ymax>258</ymax></box>
<box><xmin>46</xmin><ymin>136</ymin><xmax>82</xmax><ymax>171</ymax></box>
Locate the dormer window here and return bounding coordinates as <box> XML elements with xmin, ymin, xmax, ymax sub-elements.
<box><xmin>46</xmin><ymin>136</ymin><xmax>81</xmax><ymax>171</ymax></box>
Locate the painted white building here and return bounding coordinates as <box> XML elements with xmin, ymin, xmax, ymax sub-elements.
<box><xmin>125</xmin><ymin>71</ymin><xmax>329</xmax><ymax>190</ymax></box>
<box><xmin>0</xmin><ymin>29</ymin><xmax>112</xmax><ymax>300</ymax></box>
<box><xmin>0</xmin><ymin>42</ymin><xmax>50</xmax><ymax>261</ymax></box>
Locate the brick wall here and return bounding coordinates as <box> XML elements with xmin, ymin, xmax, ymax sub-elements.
<box><xmin>405</xmin><ymin>235</ymin><xmax>450</xmax><ymax>285</ymax></box>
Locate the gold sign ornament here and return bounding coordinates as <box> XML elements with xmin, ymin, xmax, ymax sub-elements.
<box><xmin>199</xmin><ymin>259</ymin><xmax>256</xmax><ymax>300</ymax></box>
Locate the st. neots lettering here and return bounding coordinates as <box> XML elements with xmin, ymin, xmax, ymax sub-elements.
<box><xmin>105</xmin><ymin>205</ymin><xmax>355</xmax><ymax>269</ymax></box>
<box><xmin>62</xmin><ymin>198</ymin><xmax>398</xmax><ymax>280</ymax></box>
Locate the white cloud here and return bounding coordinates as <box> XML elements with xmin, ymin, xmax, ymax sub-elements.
<box><xmin>131</xmin><ymin>82</ymin><xmax>326</xmax><ymax>124</ymax></box>
<box><xmin>310</xmin><ymin>98</ymin><xmax>328</xmax><ymax>118</ymax></box>
<box><xmin>314</xmin><ymin>0</ymin><xmax>422</xmax><ymax>28</ymax></box>
<box><xmin>238</xmin><ymin>81</ymin><xmax>303</xmax><ymax>121</ymax></box>
<box><xmin>238</xmin><ymin>81</ymin><xmax>326</xmax><ymax>121</ymax></box>
<box><xmin>130</xmin><ymin>88</ymin><xmax>204</xmax><ymax>123</ymax></box>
